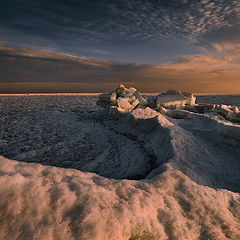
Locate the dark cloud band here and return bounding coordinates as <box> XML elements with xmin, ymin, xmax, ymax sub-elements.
<box><xmin>0</xmin><ymin>0</ymin><xmax>239</xmax><ymax>43</ymax></box>
<box><xmin>0</xmin><ymin>45</ymin><xmax>239</xmax><ymax>93</ymax></box>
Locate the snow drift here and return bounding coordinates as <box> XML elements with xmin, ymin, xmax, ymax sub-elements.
<box><xmin>0</xmin><ymin>94</ymin><xmax>240</xmax><ymax>239</ymax></box>
<box><xmin>0</xmin><ymin>153</ymin><xmax>240</xmax><ymax>240</ymax></box>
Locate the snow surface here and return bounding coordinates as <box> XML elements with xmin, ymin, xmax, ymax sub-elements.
<box><xmin>196</xmin><ymin>95</ymin><xmax>240</xmax><ymax>107</ymax></box>
<box><xmin>0</xmin><ymin>94</ymin><xmax>240</xmax><ymax>240</ymax></box>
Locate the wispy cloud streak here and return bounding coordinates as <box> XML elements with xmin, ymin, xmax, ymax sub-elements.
<box><xmin>0</xmin><ymin>44</ymin><xmax>239</xmax><ymax>93</ymax></box>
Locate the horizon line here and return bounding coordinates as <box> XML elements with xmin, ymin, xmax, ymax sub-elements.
<box><xmin>0</xmin><ymin>92</ymin><xmax>240</xmax><ymax>96</ymax></box>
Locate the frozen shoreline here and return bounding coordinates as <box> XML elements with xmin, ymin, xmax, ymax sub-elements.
<box><xmin>0</xmin><ymin>95</ymin><xmax>240</xmax><ymax>239</ymax></box>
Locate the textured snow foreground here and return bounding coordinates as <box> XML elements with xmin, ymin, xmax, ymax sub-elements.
<box><xmin>0</xmin><ymin>94</ymin><xmax>240</xmax><ymax>239</ymax></box>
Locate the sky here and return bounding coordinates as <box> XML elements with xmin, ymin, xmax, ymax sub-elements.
<box><xmin>0</xmin><ymin>0</ymin><xmax>240</xmax><ymax>93</ymax></box>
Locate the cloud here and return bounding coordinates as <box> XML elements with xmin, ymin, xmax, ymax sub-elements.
<box><xmin>0</xmin><ymin>44</ymin><xmax>240</xmax><ymax>93</ymax></box>
<box><xmin>1</xmin><ymin>0</ymin><xmax>239</xmax><ymax>68</ymax></box>
<box><xmin>90</xmin><ymin>49</ymin><xmax>111</xmax><ymax>55</ymax></box>
<box><xmin>160</xmin><ymin>39</ymin><xmax>240</xmax><ymax>83</ymax></box>
<box><xmin>0</xmin><ymin>0</ymin><xmax>239</xmax><ymax>45</ymax></box>
<box><xmin>0</xmin><ymin>45</ymin><xmax>112</xmax><ymax>68</ymax></box>
<box><xmin>0</xmin><ymin>45</ymin><xmax>152</xmax><ymax>89</ymax></box>
<box><xmin>162</xmin><ymin>54</ymin><xmax>235</xmax><ymax>73</ymax></box>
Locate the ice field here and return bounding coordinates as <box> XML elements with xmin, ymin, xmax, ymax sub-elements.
<box><xmin>0</xmin><ymin>94</ymin><xmax>240</xmax><ymax>240</ymax></box>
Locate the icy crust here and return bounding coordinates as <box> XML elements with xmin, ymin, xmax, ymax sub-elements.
<box><xmin>0</xmin><ymin>95</ymin><xmax>154</xmax><ymax>179</ymax></box>
<box><xmin>0</xmin><ymin>155</ymin><xmax>240</xmax><ymax>240</ymax></box>
<box><xmin>1</xmin><ymin>95</ymin><xmax>240</xmax><ymax>239</ymax></box>
<box><xmin>1</xmin><ymin>97</ymin><xmax>239</xmax><ymax>186</ymax></box>
<box><xmin>110</xmin><ymin>108</ymin><xmax>240</xmax><ymax>191</ymax></box>
<box><xmin>0</xmin><ymin>110</ymin><xmax>152</xmax><ymax>180</ymax></box>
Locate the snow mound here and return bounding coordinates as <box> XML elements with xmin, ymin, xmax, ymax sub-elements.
<box><xmin>0</xmin><ymin>94</ymin><xmax>240</xmax><ymax>239</ymax></box>
<box><xmin>0</xmin><ymin>155</ymin><xmax>240</xmax><ymax>240</ymax></box>
<box><xmin>111</xmin><ymin>107</ymin><xmax>240</xmax><ymax>191</ymax></box>
<box><xmin>1</xmin><ymin>96</ymin><xmax>240</xmax><ymax>188</ymax></box>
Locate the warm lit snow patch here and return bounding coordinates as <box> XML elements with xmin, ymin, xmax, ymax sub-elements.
<box><xmin>0</xmin><ymin>155</ymin><xmax>240</xmax><ymax>240</ymax></box>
